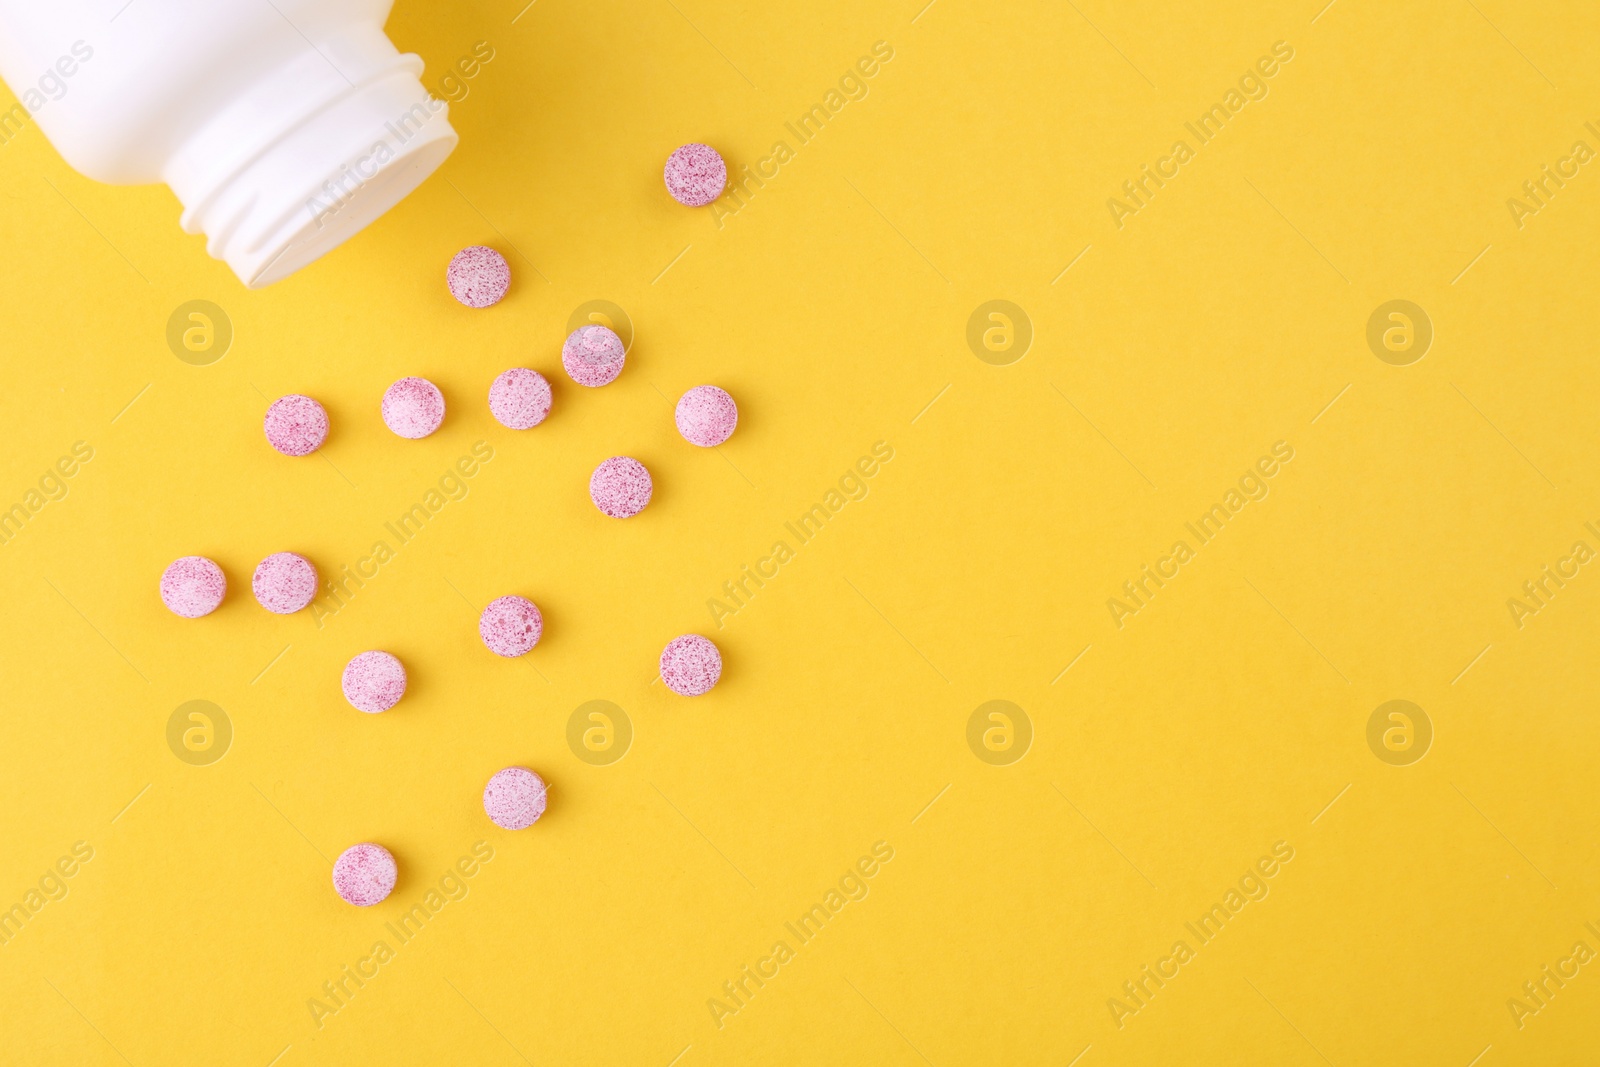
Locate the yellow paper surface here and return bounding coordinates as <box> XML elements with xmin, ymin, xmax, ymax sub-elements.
<box><xmin>1</xmin><ymin>1</ymin><xmax>1597</xmax><ymax>1063</ymax></box>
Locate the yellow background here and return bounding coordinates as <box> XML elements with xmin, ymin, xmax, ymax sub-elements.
<box><xmin>2</xmin><ymin>0</ymin><xmax>1598</xmax><ymax>1063</ymax></box>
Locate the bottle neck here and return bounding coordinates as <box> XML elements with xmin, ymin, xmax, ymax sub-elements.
<box><xmin>165</xmin><ymin>24</ymin><xmax>455</xmax><ymax>287</ymax></box>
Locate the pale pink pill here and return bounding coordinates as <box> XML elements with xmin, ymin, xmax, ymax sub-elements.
<box><xmin>664</xmin><ymin>143</ymin><xmax>727</xmax><ymax>207</ymax></box>
<box><xmin>489</xmin><ymin>368</ymin><xmax>552</xmax><ymax>430</ymax></box>
<box><xmin>675</xmin><ymin>385</ymin><xmax>738</xmax><ymax>447</ymax></box>
<box><xmin>562</xmin><ymin>325</ymin><xmax>625</xmax><ymax>387</ymax></box>
<box><xmin>332</xmin><ymin>843</ymin><xmax>397</xmax><ymax>907</ymax></box>
<box><xmin>660</xmin><ymin>634</ymin><xmax>722</xmax><ymax>696</ymax></box>
<box><xmin>263</xmin><ymin>394</ymin><xmax>329</xmax><ymax>457</ymax></box>
<box><xmin>252</xmin><ymin>552</ymin><xmax>318</xmax><ymax>614</ymax></box>
<box><xmin>589</xmin><ymin>456</ymin><xmax>652</xmax><ymax>518</ymax></box>
<box><xmin>342</xmin><ymin>651</ymin><xmax>407</xmax><ymax>713</ymax></box>
<box><xmin>382</xmin><ymin>377</ymin><xmax>445</xmax><ymax>439</ymax></box>
<box><xmin>447</xmin><ymin>245</ymin><xmax>510</xmax><ymax>308</ymax></box>
<box><xmin>160</xmin><ymin>556</ymin><xmax>225</xmax><ymax>618</ymax></box>
<box><xmin>479</xmin><ymin>595</ymin><xmax>543</xmax><ymax>657</ymax></box>
<box><xmin>483</xmin><ymin>767</ymin><xmax>549</xmax><ymax>830</ymax></box>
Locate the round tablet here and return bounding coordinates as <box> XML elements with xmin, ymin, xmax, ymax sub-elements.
<box><xmin>263</xmin><ymin>394</ymin><xmax>329</xmax><ymax>457</ymax></box>
<box><xmin>664</xmin><ymin>143</ymin><xmax>727</xmax><ymax>207</ymax></box>
<box><xmin>479</xmin><ymin>595</ymin><xmax>543</xmax><ymax>657</ymax></box>
<box><xmin>342</xmin><ymin>651</ymin><xmax>407</xmax><ymax>713</ymax></box>
<box><xmin>483</xmin><ymin>767</ymin><xmax>549</xmax><ymax>830</ymax></box>
<box><xmin>252</xmin><ymin>552</ymin><xmax>318</xmax><ymax>614</ymax></box>
<box><xmin>332</xmin><ymin>843</ymin><xmax>397</xmax><ymax>907</ymax></box>
<box><xmin>488</xmin><ymin>368</ymin><xmax>552</xmax><ymax>430</ymax></box>
<box><xmin>675</xmin><ymin>385</ymin><xmax>738</xmax><ymax>447</ymax></box>
<box><xmin>562</xmin><ymin>325</ymin><xmax>625</xmax><ymax>387</ymax></box>
<box><xmin>660</xmin><ymin>634</ymin><xmax>722</xmax><ymax>696</ymax></box>
<box><xmin>382</xmin><ymin>377</ymin><xmax>445</xmax><ymax>439</ymax></box>
<box><xmin>589</xmin><ymin>456</ymin><xmax>652</xmax><ymax>518</ymax></box>
<box><xmin>160</xmin><ymin>556</ymin><xmax>225</xmax><ymax>618</ymax></box>
<box><xmin>447</xmin><ymin>245</ymin><xmax>510</xmax><ymax>308</ymax></box>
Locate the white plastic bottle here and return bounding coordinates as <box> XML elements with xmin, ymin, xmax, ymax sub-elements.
<box><xmin>0</xmin><ymin>0</ymin><xmax>456</xmax><ymax>286</ymax></box>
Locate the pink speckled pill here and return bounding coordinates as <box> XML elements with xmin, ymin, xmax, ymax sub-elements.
<box><xmin>382</xmin><ymin>377</ymin><xmax>445</xmax><ymax>439</ymax></box>
<box><xmin>263</xmin><ymin>394</ymin><xmax>329</xmax><ymax>457</ymax></box>
<box><xmin>332</xmin><ymin>843</ymin><xmax>397</xmax><ymax>907</ymax></box>
<box><xmin>664</xmin><ymin>143</ymin><xmax>727</xmax><ymax>207</ymax></box>
<box><xmin>562</xmin><ymin>325</ymin><xmax>625</xmax><ymax>388</ymax></box>
<box><xmin>447</xmin><ymin>245</ymin><xmax>510</xmax><ymax>308</ymax></box>
<box><xmin>479</xmin><ymin>595</ymin><xmax>543</xmax><ymax>657</ymax></box>
<box><xmin>660</xmin><ymin>634</ymin><xmax>722</xmax><ymax>696</ymax></box>
<box><xmin>160</xmin><ymin>556</ymin><xmax>225</xmax><ymax>618</ymax></box>
<box><xmin>589</xmin><ymin>456</ymin><xmax>652</xmax><ymax>518</ymax></box>
<box><xmin>488</xmin><ymin>368</ymin><xmax>552</xmax><ymax>430</ymax></box>
<box><xmin>252</xmin><ymin>552</ymin><xmax>318</xmax><ymax>614</ymax></box>
<box><xmin>483</xmin><ymin>767</ymin><xmax>548</xmax><ymax>830</ymax></box>
<box><xmin>675</xmin><ymin>385</ymin><xmax>738</xmax><ymax>447</ymax></box>
<box><xmin>342</xmin><ymin>651</ymin><xmax>407</xmax><ymax>713</ymax></box>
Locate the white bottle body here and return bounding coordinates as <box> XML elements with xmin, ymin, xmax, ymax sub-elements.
<box><xmin>0</xmin><ymin>0</ymin><xmax>456</xmax><ymax>286</ymax></box>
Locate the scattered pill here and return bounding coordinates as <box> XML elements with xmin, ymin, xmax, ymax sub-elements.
<box><xmin>483</xmin><ymin>767</ymin><xmax>549</xmax><ymax>830</ymax></box>
<box><xmin>447</xmin><ymin>245</ymin><xmax>510</xmax><ymax>308</ymax></box>
<box><xmin>562</xmin><ymin>325</ymin><xmax>625</xmax><ymax>387</ymax></box>
<box><xmin>589</xmin><ymin>456</ymin><xmax>652</xmax><ymax>518</ymax></box>
<box><xmin>675</xmin><ymin>385</ymin><xmax>738</xmax><ymax>447</ymax></box>
<box><xmin>263</xmin><ymin>394</ymin><xmax>329</xmax><ymax>457</ymax></box>
<box><xmin>382</xmin><ymin>376</ymin><xmax>445</xmax><ymax>439</ymax></box>
<box><xmin>663</xmin><ymin>143</ymin><xmax>727</xmax><ymax>207</ymax></box>
<box><xmin>660</xmin><ymin>634</ymin><xmax>722</xmax><ymax>696</ymax></box>
<box><xmin>252</xmin><ymin>552</ymin><xmax>318</xmax><ymax>614</ymax></box>
<box><xmin>332</xmin><ymin>843</ymin><xmax>397</xmax><ymax>906</ymax></box>
<box><xmin>342</xmin><ymin>651</ymin><xmax>407</xmax><ymax>713</ymax></box>
<box><xmin>160</xmin><ymin>556</ymin><xmax>226</xmax><ymax>618</ymax></box>
<box><xmin>479</xmin><ymin>595</ymin><xmax>543</xmax><ymax>657</ymax></box>
<box><xmin>488</xmin><ymin>368</ymin><xmax>552</xmax><ymax>430</ymax></box>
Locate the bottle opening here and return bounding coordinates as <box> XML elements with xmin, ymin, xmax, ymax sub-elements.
<box><xmin>170</xmin><ymin>38</ymin><xmax>458</xmax><ymax>287</ymax></box>
<box><xmin>250</xmin><ymin>114</ymin><xmax>456</xmax><ymax>287</ymax></box>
